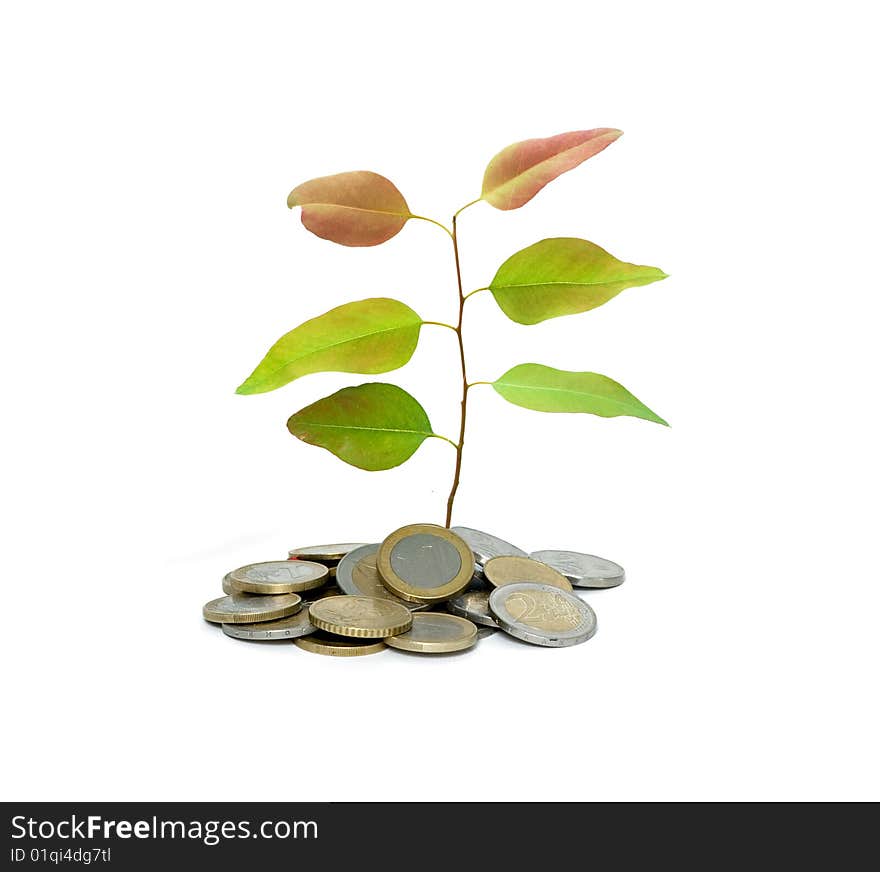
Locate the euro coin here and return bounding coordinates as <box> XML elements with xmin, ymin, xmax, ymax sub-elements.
<box><xmin>451</xmin><ymin>526</ymin><xmax>527</xmax><ymax>565</ymax></box>
<box><xmin>336</xmin><ymin>544</ymin><xmax>429</xmax><ymax>611</ymax></box>
<box><xmin>221</xmin><ymin>609</ymin><xmax>316</xmax><ymax>640</ymax></box>
<box><xmin>445</xmin><ymin>590</ymin><xmax>498</xmax><ymax>627</ymax></box>
<box><xmin>308</xmin><ymin>596</ymin><xmax>412</xmax><ymax>639</ymax></box>
<box><xmin>489</xmin><ymin>583</ymin><xmax>596</xmax><ymax>647</ymax></box>
<box><xmin>226</xmin><ymin>560</ymin><xmax>328</xmax><ymax>594</ymax></box>
<box><xmin>221</xmin><ymin>573</ymin><xmax>239</xmax><ymax>595</ymax></box>
<box><xmin>529</xmin><ymin>550</ymin><xmax>625</xmax><ymax>588</ymax></box>
<box><xmin>483</xmin><ymin>555</ymin><xmax>573</xmax><ymax>591</ymax></box>
<box><xmin>288</xmin><ymin>543</ymin><xmax>367</xmax><ymax>563</ymax></box>
<box><xmin>384</xmin><ymin>613</ymin><xmax>478</xmax><ymax>654</ymax></box>
<box><xmin>377</xmin><ymin>523</ymin><xmax>474</xmax><ymax>604</ymax></box>
<box><xmin>294</xmin><ymin>633</ymin><xmax>386</xmax><ymax>657</ymax></box>
<box><xmin>203</xmin><ymin>592</ymin><xmax>302</xmax><ymax>624</ymax></box>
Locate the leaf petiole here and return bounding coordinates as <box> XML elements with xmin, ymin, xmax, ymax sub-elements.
<box><xmin>466</xmin><ymin>381</ymin><xmax>492</xmax><ymax>388</ymax></box>
<box><xmin>432</xmin><ymin>434</ymin><xmax>460</xmax><ymax>449</ymax></box>
<box><xmin>410</xmin><ymin>214</ymin><xmax>454</xmax><ymax>238</ymax></box>
<box><xmin>421</xmin><ymin>320</ymin><xmax>458</xmax><ymax>332</ymax></box>
<box><xmin>463</xmin><ymin>287</ymin><xmax>489</xmax><ymax>302</ymax></box>
<box><xmin>454</xmin><ymin>198</ymin><xmax>482</xmax><ymax>218</ymax></box>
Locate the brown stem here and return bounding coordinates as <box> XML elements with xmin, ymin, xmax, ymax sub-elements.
<box><xmin>445</xmin><ymin>213</ymin><xmax>468</xmax><ymax>527</ymax></box>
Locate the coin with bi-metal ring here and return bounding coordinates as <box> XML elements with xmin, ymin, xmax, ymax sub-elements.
<box><xmin>489</xmin><ymin>582</ymin><xmax>596</xmax><ymax>647</ymax></box>
<box><xmin>336</xmin><ymin>544</ymin><xmax>429</xmax><ymax>611</ymax></box>
<box><xmin>377</xmin><ymin>523</ymin><xmax>474</xmax><ymax>604</ymax></box>
<box><xmin>221</xmin><ymin>609</ymin><xmax>316</xmax><ymax>640</ymax></box>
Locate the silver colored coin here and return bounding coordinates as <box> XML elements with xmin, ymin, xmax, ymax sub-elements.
<box><xmin>390</xmin><ymin>534</ymin><xmax>462</xmax><ymax>588</ymax></box>
<box><xmin>446</xmin><ymin>589</ymin><xmax>499</xmax><ymax>627</ymax></box>
<box><xmin>335</xmin><ymin>544</ymin><xmax>428</xmax><ymax>611</ymax></box>
<box><xmin>451</xmin><ymin>526</ymin><xmax>527</xmax><ymax>566</ymax></box>
<box><xmin>489</xmin><ymin>582</ymin><xmax>597</xmax><ymax>647</ymax></box>
<box><xmin>530</xmin><ymin>550</ymin><xmax>625</xmax><ymax>588</ymax></box>
<box><xmin>221</xmin><ymin>609</ymin><xmax>316</xmax><ymax>641</ymax></box>
<box><xmin>476</xmin><ymin>626</ymin><xmax>498</xmax><ymax>640</ymax></box>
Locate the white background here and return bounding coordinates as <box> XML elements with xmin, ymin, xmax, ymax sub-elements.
<box><xmin>1</xmin><ymin>1</ymin><xmax>877</xmax><ymax>801</ymax></box>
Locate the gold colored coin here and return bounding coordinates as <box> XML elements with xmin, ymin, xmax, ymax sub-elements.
<box><xmin>294</xmin><ymin>632</ymin><xmax>386</xmax><ymax>657</ymax></box>
<box><xmin>288</xmin><ymin>543</ymin><xmax>367</xmax><ymax>562</ymax></box>
<box><xmin>483</xmin><ymin>556</ymin><xmax>573</xmax><ymax>591</ymax></box>
<box><xmin>227</xmin><ymin>560</ymin><xmax>328</xmax><ymax>594</ymax></box>
<box><xmin>203</xmin><ymin>593</ymin><xmax>302</xmax><ymax>624</ymax></box>
<box><xmin>377</xmin><ymin>523</ymin><xmax>474</xmax><ymax>604</ymax></box>
<box><xmin>289</xmin><ymin>559</ymin><xmax>337</xmax><ymax>579</ymax></box>
<box><xmin>384</xmin><ymin>613</ymin><xmax>478</xmax><ymax>654</ymax></box>
<box><xmin>308</xmin><ymin>596</ymin><xmax>412</xmax><ymax>639</ymax></box>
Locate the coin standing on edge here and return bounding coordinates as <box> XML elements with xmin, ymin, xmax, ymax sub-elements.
<box><xmin>203</xmin><ymin>593</ymin><xmax>303</xmax><ymax>625</ymax></box>
<box><xmin>451</xmin><ymin>526</ymin><xmax>527</xmax><ymax>565</ymax></box>
<box><xmin>226</xmin><ymin>560</ymin><xmax>329</xmax><ymax>594</ymax></box>
<box><xmin>529</xmin><ymin>550</ymin><xmax>625</xmax><ymax>588</ymax></box>
<box><xmin>221</xmin><ymin>609</ymin><xmax>316</xmax><ymax>640</ymax></box>
<box><xmin>377</xmin><ymin>523</ymin><xmax>474</xmax><ymax>604</ymax></box>
<box><xmin>483</xmin><ymin>556</ymin><xmax>573</xmax><ymax>591</ymax></box>
<box><xmin>295</xmin><ymin>633</ymin><xmax>386</xmax><ymax>657</ymax></box>
<box><xmin>336</xmin><ymin>544</ymin><xmax>429</xmax><ymax>611</ymax></box>
<box><xmin>384</xmin><ymin>613</ymin><xmax>478</xmax><ymax>654</ymax></box>
<box><xmin>489</xmin><ymin>582</ymin><xmax>596</xmax><ymax>647</ymax></box>
<box><xmin>445</xmin><ymin>589</ymin><xmax>499</xmax><ymax>627</ymax></box>
<box><xmin>308</xmin><ymin>596</ymin><xmax>412</xmax><ymax>639</ymax></box>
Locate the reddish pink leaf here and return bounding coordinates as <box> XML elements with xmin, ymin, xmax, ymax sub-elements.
<box><xmin>481</xmin><ymin>129</ymin><xmax>623</xmax><ymax>210</ymax></box>
<box><xmin>287</xmin><ymin>171</ymin><xmax>412</xmax><ymax>246</ymax></box>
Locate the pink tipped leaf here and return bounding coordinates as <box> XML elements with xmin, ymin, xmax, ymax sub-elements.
<box><xmin>288</xmin><ymin>171</ymin><xmax>413</xmax><ymax>246</ymax></box>
<box><xmin>481</xmin><ymin>129</ymin><xmax>622</xmax><ymax>210</ymax></box>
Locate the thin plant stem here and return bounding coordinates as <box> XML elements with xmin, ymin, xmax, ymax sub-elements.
<box><xmin>463</xmin><ymin>287</ymin><xmax>489</xmax><ymax>302</ymax></box>
<box><xmin>432</xmin><ymin>434</ymin><xmax>460</xmax><ymax>449</ymax></box>
<box><xmin>410</xmin><ymin>214</ymin><xmax>453</xmax><ymax>238</ymax></box>
<box><xmin>422</xmin><ymin>320</ymin><xmax>458</xmax><ymax>331</ymax></box>
<box><xmin>454</xmin><ymin>198</ymin><xmax>482</xmax><ymax>218</ymax></box>
<box><xmin>445</xmin><ymin>212</ymin><xmax>469</xmax><ymax>527</ymax></box>
<box><xmin>467</xmin><ymin>381</ymin><xmax>492</xmax><ymax>388</ymax></box>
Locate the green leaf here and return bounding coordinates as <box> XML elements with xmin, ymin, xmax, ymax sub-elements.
<box><xmin>492</xmin><ymin>364</ymin><xmax>668</xmax><ymax>425</ymax></box>
<box><xmin>287</xmin><ymin>383</ymin><xmax>436</xmax><ymax>470</ymax></box>
<box><xmin>481</xmin><ymin>129</ymin><xmax>622</xmax><ymax>210</ymax></box>
<box><xmin>489</xmin><ymin>238</ymin><xmax>667</xmax><ymax>325</ymax></box>
<box><xmin>287</xmin><ymin>171</ymin><xmax>412</xmax><ymax>246</ymax></box>
<box><xmin>236</xmin><ymin>298</ymin><xmax>422</xmax><ymax>395</ymax></box>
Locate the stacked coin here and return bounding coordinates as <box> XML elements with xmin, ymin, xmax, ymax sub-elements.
<box><xmin>203</xmin><ymin>525</ymin><xmax>627</xmax><ymax>655</ymax></box>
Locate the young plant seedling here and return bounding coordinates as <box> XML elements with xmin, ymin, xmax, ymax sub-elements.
<box><xmin>237</xmin><ymin>129</ymin><xmax>668</xmax><ymax>527</ymax></box>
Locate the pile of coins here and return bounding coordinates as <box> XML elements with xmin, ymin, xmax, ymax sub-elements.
<box><xmin>202</xmin><ymin>523</ymin><xmax>625</xmax><ymax>657</ymax></box>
